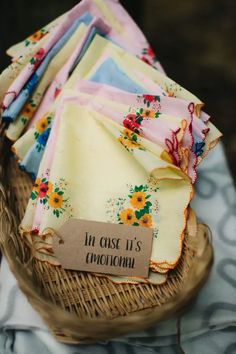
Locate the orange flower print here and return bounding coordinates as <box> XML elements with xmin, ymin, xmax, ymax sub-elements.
<box><xmin>118</xmin><ymin>129</ymin><xmax>145</xmax><ymax>151</ymax></box>
<box><xmin>35</xmin><ymin>115</ymin><xmax>50</xmax><ymax>134</ymax></box>
<box><xmin>167</xmin><ymin>91</ymin><xmax>174</xmax><ymax>97</ymax></box>
<box><xmin>30</xmin><ymin>177</ymin><xmax>72</xmax><ymax>217</ymax></box>
<box><xmin>21</xmin><ymin>103</ymin><xmax>35</xmax><ymax>118</ymax></box>
<box><xmin>119</xmin><ymin>208</ymin><xmax>136</xmax><ymax>225</ymax></box>
<box><xmin>31</xmin><ymin>177</ymin><xmax>42</xmax><ymax>200</ymax></box>
<box><xmin>123</xmin><ymin>128</ymin><xmax>132</xmax><ymax>138</ymax></box>
<box><xmin>48</xmin><ymin>192</ymin><xmax>63</xmax><ymax>209</ymax></box>
<box><xmin>130</xmin><ymin>192</ymin><xmax>146</xmax><ymax>209</ymax></box>
<box><xmin>163</xmin><ymin>83</ymin><xmax>179</xmax><ymax>98</ymax></box>
<box><xmin>25</xmin><ymin>29</ymin><xmax>48</xmax><ymax>47</ymax></box>
<box><xmin>46</xmin><ymin>182</ymin><xmax>53</xmax><ymax>196</ymax></box>
<box><xmin>28</xmin><ymin>31</ymin><xmax>43</xmax><ymax>42</ymax></box>
<box><xmin>141</xmin><ymin>109</ymin><xmax>155</xmax><ymax>119</ymax></box>
<box><xmin>32</xmin><ymin>178</ymin><xmax>41</xmax><ymax>194</ymax></box>
<box><xmin>107</xmin><ymin>183</ymin><xmax>158</xmax><ymax>234</ymax></box>
<box><xmin>139</xmin><ymin>214</ymin><xmax>153</xmax><ymax>228</ymax></box>
<box><xmin>118</xmin><ymin>137</ymin><xmax>139</xmax><ymax>149</ymax></box>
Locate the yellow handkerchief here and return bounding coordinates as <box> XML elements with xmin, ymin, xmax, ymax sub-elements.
<box><xmin>20</xmin><ymin>97</ymin><xmax>192</xmax><ymax>284</ymax></box>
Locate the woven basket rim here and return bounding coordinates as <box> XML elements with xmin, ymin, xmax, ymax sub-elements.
<box><xmin>0</xmin><ymin>132</ymin><xmax>213</xmax><ymax>343</ymax></box>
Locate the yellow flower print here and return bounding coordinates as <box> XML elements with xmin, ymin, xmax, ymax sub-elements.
<box><xmin>130</xmin><ymin>192</ymin><xmax>146</xmax><ymax>209</ymax></box>
<box><xmin>48</xmin><ymin>192</ymin><xmax>63</xmax><ymax>209</ymax></box>
<box><xmin>28</xmin><ymin>31</ymin><xmax>43</xmax><ymax>42</ymax></box>
<box><xmin>120</xmin><ymin>208</ymin><xmax>136</xmax><ymax>225</ymax></box>
<box><xmin>32</xmin><ymin>177</ymin><xmax>41</xmax><ymax>193</ymax></box>
<box><xmin>118</xmin><ymin>129</ymin><xmax>145</xmax><ymax>152</ymax></box>
<box><xmin>35</xmin><ymin>114</ymin><xmax>49</xmax><ymax>134</ymax></box>
<box><xmin>123</xmin><ymin>128</ymin><xmax>132</xmax><ymax>138</ymax></box>
<box><xmin>118</xmin><ymin>137</ymin><xmax>140</xmax><ymax>149</ymax></box>
<box><xmin>46</xmin><ymin>182</ymin><xmax>53</xmax><ymax>196</ymax></box>
<box><xmin>167</xmin><ymin>91</ymin><xmax>174</xmax><ymax>97</ymax></box>
<box><xmin>139</xmin><ymin>214</ymin><xmax>153</xmax><ymax>228</ymax></box>
<box><xmin>141</xmin><ymin>109</ymin><xmax>155</xmax><ymax>119</ymax></box>
<box><xmin>125</xmin><ymin>138</ymin><xmax>139</xmax><ymax>148</ymax></box>
<box><xmin>26</xmin><ymin>29</ymin><xmax>47</xmax><ymax>44</ymax></box>
<box><xmin>21</xmin><ymin>103</ymin><xmax>35</xmax><ymax>118</ymax></box>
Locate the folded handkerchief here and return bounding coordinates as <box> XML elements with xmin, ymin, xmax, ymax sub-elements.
<box><xmin>5</xmin><ymin>23</ymin><xmax>88</xmax><ymax>140</ymax></box>
<box><xmin>2</xmin><ymin>2</ymin><xmax>87</xmax><ymax>110</ymax></box>
<box><xmin>1</xmin><ymin>0</ymin><xmax>163</xmax><ymax>112</ymax></box>
<box><xmin>11</xmin><ymin>33</ymin><xmax>200</xmax><ymax>159</ymax></box>
<box><xmin>20</xmin><ymin>94</ymin><xmax>193</xmax><ymax>283</ymax></box>
<box><xmin>12</xmin><ymin>35</ymin><xmax>221</xmax><ymax>181</ymax></box>
<box><xmin>0</xmin><ymin>36</ymin><xmax>49</xmax><ymax>104</ymax></box>
<box><xmin>2</xmin><ymin>14</ymin><xmax>92</xmax><ymax>123</ymax></box>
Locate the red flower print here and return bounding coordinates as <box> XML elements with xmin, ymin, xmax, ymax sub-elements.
<box><xmin>123</xmin><ymin>114</ymin><xmax>142</xmax><ymax>135</ymax></box>
<box><xmin>35</xmin><ymin>48</ymin><xmax>45</xmax><ymax>59</ymax></box>
<box><xmin>147</xmin><ymin>46</ymin><xmax>155</xmax><ymax>58</ymax></box>
<box><xmin>140</xmin><ymin>56</ymin><xmax>152</xmax><ymax>66</ymax></box>
<box><xmin>38</xmin><ymin>182</ymin><xmax>49</xmax><ymax>198</ymax></box>
<box><xmin>143</xmin><ymin>95</ymin><xmax>154</xmax><ymax>103</ymax></box>
<box><xmin>123</xmin><ymin>118</ymin><xmax>133</xmax><ymax>130</ymax></box>
<box><xmin>54</xmin><ymin>86</ymin><xmax>61</xmax><ymax>99</ymax></box>
<box><xmin>127</xmin><ymin>114</ymin><xmax>140</xmax><ymax>126</ymax></box>
<box><xmin>140</xmin><ymin>57</ymin><xmax>152</xmax><ymax>66</ymax></box>
<box><xmin>31</xmin><ymin>48</ymin><xmax>45</xmax><ymax>69</ymax></box>
<box><xmin>123</xmin><ymin>114</ymin><xmax>140</xmax><ymax>131</ymax></box>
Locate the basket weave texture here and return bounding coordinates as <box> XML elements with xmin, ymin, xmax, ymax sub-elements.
<box><xmin>0</xmin><ymin>127</ymin><xmax>213</xmax><ymax>344</ymax></box>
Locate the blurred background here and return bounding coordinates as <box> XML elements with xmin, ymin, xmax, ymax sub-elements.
<box><xmin>0</xmin><ymin>0</ymin><xmax>235</xmax><ymax>182</ymax></box>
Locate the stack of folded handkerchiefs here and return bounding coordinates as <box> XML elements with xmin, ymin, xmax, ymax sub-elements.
<box><xmin>0</xmin><ymin>0</ymin><xmax>221</xmax><ymax>285</ymax></box>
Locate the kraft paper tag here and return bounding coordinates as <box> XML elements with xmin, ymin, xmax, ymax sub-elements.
<box><xmin>52</xmin><ymin>219</ymin><xmax>153</xmax><ymax>278</ymax></box>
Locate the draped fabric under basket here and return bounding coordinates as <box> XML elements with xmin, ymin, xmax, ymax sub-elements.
<box><xmin>0</xmin><ymin>122</ymin><xmax>213</xmax><ymax>344</ymax></box>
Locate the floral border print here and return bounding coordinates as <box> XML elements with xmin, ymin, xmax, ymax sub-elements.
<box><xmin>34</xmin><ymin>113</ymin><xmax>52</xmax><ymax>139</ymax></box>
<box><xmin>31</xmin><ymin>177</ymin><xmax>73</xmax><ymax>218</ymax></box>
<box><xmin>162</xmin><ymin>83</ymin><xmax>182</xmax><ymax>98</ymax></box>
<box><xmin>123</xmin><ymin>96</ymin><xmax>161</xmax><ymax>135</ymax></box>
<box><xmin>107</xmin><ymin>180</ymin><xmax>159</xmax><ymax>238</ymax></box>
<box><xmin>20</xmin><ymin>98</ymin><xmax>37</xmax><ymax>126</ymax></box>
<box><xmin>30</xmin><ymin>48</ymin><xmax>45</xmax><ymax>70</ymax></box>
<box><xmin>123</xmin><ymin>107</ymin><xmax>160</xmax><ymax>135</ymax></box>
<box><xmin>118</xmin><ymin>128</ymin><xmax>145</xmax><ymax>152</ymax></box>
<box><xmin>140</xmin><ymin>46</ymin><xmax>158</xmax><ymax>67</ymax></box>
<box><xmin>119</xmin><ymin>185</ymin><xmax>153</xmax><ymax>227</ymax></box>
<box><xmin>25</xmin><ymin>29</ymin><xmax>48</xmax><ymax>47</ymax></box>
<box><xmin>142</xmin><ymin>94</ymin><xmax>160</xmax><ymax>108</ymax></box>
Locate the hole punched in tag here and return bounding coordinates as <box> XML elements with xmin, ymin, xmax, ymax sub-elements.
<box><xmin>43</xmin><ymin>227</ymin><xmax>65</xmax><ymax>245</ymax></box>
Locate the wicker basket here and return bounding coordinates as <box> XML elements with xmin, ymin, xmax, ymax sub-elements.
<box><xmin>0</xmin><ymin>123</ymin><xmax>213</xmax><ymax>344</ymax></box>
